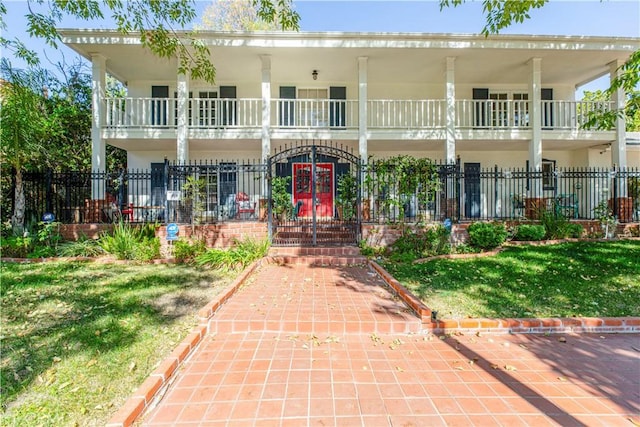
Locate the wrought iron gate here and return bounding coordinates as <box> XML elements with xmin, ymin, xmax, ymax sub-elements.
<box><xmin>267</xmin><ymin>142</ymin><xmax>361</xmax><ymax>246</ymax></box>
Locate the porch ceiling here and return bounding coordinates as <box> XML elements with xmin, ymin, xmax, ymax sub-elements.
<box><xmin>60</xmin><ymin>30</ymin><xmax>638</xmax><ymax>88</ymax></box>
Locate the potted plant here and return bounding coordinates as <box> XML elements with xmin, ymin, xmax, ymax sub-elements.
<box><xmin>271</xmin><ymin>176</ymin><xmax>291</xmax><ymax>220</ymax></box>
<box><xmin>593</xmin><ymin>199</ymin><xmax>617</xmax><ymax>239</ymax></box>
<box><xmin>336</xmin><ymin>173</ymin><xmax>358</xmax><ymax>221</ymax></box>
<box><xmin>181</xmin><ymin>176</ymin><xmax>206</xmax><ymax>224</ymax></box>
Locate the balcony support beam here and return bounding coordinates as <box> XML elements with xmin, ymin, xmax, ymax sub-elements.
<box><xmin>261</xmin><ymin>55</ymin><xmax>272</xmax><ymax>163</ymax></box>
<box><xmin>91</xmin><ymin>54</ymin><xmax>106</xmax><ymax>198</ymax></box>
<box><xmin>358</xmin><ymin>56</ymin><xmax>368</xmax><ymax>161</ymax></box>
<box><xmin>445</xmin><ymin>57</ymin><xmax>456</xmax><ymax>164</ymax></box>
<box><xmin>610</xmin><ymin>59</ymin><xmax>627</xmax><ymax>169</ymax></box>
<box><xmin>176</xmin><ymin>72</ymin><xmax>189</xmax><ymax>164</ymax></box>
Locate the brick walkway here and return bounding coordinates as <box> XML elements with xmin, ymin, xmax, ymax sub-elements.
<box><xmin>139</xmin><ymin>263</ymin><xmax>640</xmax><ymax>426</ymax></box>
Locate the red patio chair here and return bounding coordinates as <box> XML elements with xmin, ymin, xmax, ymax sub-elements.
<box><xmin>235</xmin><ymin>192</ymin><xmax>255</xmax><ymax>219</ymax></box>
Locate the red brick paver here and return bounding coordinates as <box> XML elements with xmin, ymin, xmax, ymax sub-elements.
<box><xmin>136</xmin><ymin>263</ymin><xmax>639</xmax><ymax>426</ymax></box>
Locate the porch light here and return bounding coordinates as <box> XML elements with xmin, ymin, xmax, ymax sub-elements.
<box><xmin>312</xmin><ymin>70</ymin><xmax>318</xmax><ymax>80</ymax></box>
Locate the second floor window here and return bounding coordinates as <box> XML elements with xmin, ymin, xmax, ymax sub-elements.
<box><xmin>298</xmin><ymin>88</ymin><xmax>329</xmax><ymax>127</ymax></box>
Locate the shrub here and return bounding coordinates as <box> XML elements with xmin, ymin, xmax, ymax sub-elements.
<box><xmin>57</xmin><ymin>236</ymin><xmax>104</xmax><ymax>257</ymax></box>
<box><xmin>196</xmin><ymin>238</ymin><xmax>269</xmax><ymax>271</ymax></box>
<box><xmin>173</xmin><ymin>239</ymin><xmax>206</xmax><ymax>264</ymax></box>
<box><xmin>540</xmin><ymin>209</ymin><xmax>570</xmax><ymax>239</ymax></box>
<box><xmin>358</xmin><ymin>240</ymin><xmax>385</xmax><ymax>258</ymax></box>
<box><xmin>514</xmin><ymin>224</ymin><xmax>546</xmax><ymax>241</ymax></box>
<box><xmin>0</xmin><ymin>235</ymin><xmax>33</xmax><ymax>258</ymax></box>
<box><xmin>99</xmin><ymin>221</ymin><xmax>161</xmax><ymax>261</ymax></box>
<box><xmin>388</xmin><ymin>225</ymin><xmax>451</xmax><ymax>262</ymax></box>
<box><xmin>467</xmin><ymin>222</ymin><xmax>508</xmax><ymax>250</ymax></box>
<box><xmin>452</xmin><ymin>243</ymin><xmax>480</xmax><ymax>254</ymax></box>
<box><xmin>566</xmin><ymin>223</ymin><xmax>584</xmax><ymax>238</ymax></box>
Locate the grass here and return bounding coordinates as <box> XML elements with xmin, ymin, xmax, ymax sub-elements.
<box><xmin>0</xmin><ymin>261</ymin><xmax>234</xmax><ymax>426</ymax></box>
<box><xmin>382</xmin><ymin>240</ymin><xmax>640</xmax><ymax>319</ymax></box>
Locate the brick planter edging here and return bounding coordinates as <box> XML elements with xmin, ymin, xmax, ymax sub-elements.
<box><xmin>106</xmin><ymin>259</ymin><xmax>263</xmax><ymax>427</ymax></box>
<box><xmin>370</xmin><ymin>260</ymin><xmax>640</xmax><ymax>335</ymax></box>
<box><xmin>369</xmin><ymin>260</ymin><xmax>431</xmax><ymax>319</ymax></box>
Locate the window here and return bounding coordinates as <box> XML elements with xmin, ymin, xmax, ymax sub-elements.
<box><xmin>298</xmin><ymin>88</ymin><xmax>328</xmax><ymax>127</ymax></box>
<box><xmin>198</xmin><ymin>91</ymin><xmax>218</xmax><ymax>127</ymax></box>
<box><xmin>542</xmin><ymin>159</ymin><xmax>556</xmax><ymax>190</ymax></box>
<box><xmin>199</xmin><ymin>167</ymin><xmax>218</xmax><ymax>213</ymax></box>
<box><xmin>489</xmin><ymin>93</ymin><xmax>508</xmax><ymax>127</ymax></box>
<box><xmin>513</xmin><ymin>93</ymin><xmax>529</xmax><ymax>127</ymax></box>
<box><xmin>489</xmin><ymin>92</ymin><xmax>529</xmax><ymax>127</ymax></box>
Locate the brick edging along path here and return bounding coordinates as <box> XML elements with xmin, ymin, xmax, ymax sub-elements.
<box><xmin>106</xmin><ymin>259</ymin><xmax>262</xmax><ymax>427</ymax></box>
<box><xmin>369</xmin><ymin>259</ymin><xmax>640</xmax><ymax>335</ymax></box>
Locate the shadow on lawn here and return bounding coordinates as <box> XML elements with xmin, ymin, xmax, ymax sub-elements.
<box><xmin>0</xmin><ymin>261</ymin><xmax>223</xmax><ymax>410</ymax></box>
<box><xmin>385</xmin><ymin>240</ymin><xmax>640</xmax><ymax>318</ymax></box>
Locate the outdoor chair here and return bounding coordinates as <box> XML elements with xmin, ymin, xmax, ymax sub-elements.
<box><xmin>235</xmin><ymin>192</ymin><xmax>256</xmax><ymax>219</ymax></box>
<box><xmin>510</xmin><ymin>194</ymin><xmax>525</xmax><ymax>218</ymax></box>
<box><xmin>555</xmin><ymin>194</ymin><xmax>579</xmax><ymax>219</ymax></box>
<box><xmin>103</xmin><ymin>202</ymin><xmax>134</xmax><ymax>222</ymax></box>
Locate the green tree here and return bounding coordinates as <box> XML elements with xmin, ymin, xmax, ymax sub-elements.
<box><xmin>440</xmin><ymin>0</ymin><xmax>639</xmax><ymax>131</ymax></box>
<box><xmin>0</xmin><ymin>60</ymin><xmax>53</xmax><ymax>232</ymax></box>
<box><xmin>197</xmin><ymin>0</ymin><xmax>283</xmax><ymax>31</ymax></box>
<box><xmin>0</xmin><ymin>0</ymin><xmax>299</xmax><ymax>84</ymax></box>
<box><xmin>582</xmin><ymin>89</ymin><xmax>640</xmax><ymax>132</ymax></box>
<box><xmin>0</xmin><ymin>59</ymin><xmax>126</xmax><ymax>231</ymax></box>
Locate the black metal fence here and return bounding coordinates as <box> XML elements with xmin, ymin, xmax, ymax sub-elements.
<box><xmin>362</xmin><ymin>164</ymin><xmax>639</xmax><ymax>224</ymax></box>
<box><xmin>6</xmin><ymin>162</ymin><xmax>640</xmax><ymax>227</ymax></box>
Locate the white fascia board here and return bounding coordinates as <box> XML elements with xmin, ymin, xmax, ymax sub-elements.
<box><xmin>58</xmin><ymin>29</ymin><xmax>639</xmax><ymax>52</ymax></box>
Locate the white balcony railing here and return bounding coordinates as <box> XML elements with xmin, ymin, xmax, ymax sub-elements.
<box><xmin>104</xmin><ymin>97</ymin><xmax>615</xmax><ymax>132</ymax></box>
<box><xmin>106</xmin><ymin>97</ymin><xmax>177</xmax><ymax>128</ymax></box>
<box><xmin>189</xmin><ymin>98</ymin><xmax>261</xmax><ymax>128</ymax></box>
<box><xmin>105</xmin><ymin>97</ymin><xmax>261</xmax><ymax>128</ymax></box>
<box><xmin>456</xmin><ymin>100</ymin><xmax>531</xmax><ymax>129</ymax></box>
<box><xmin>541</xmin><ymin>100</ymin><xmax>614</xmax><ymax>130</ymax></box>
<box><xmin>368</xmin><ymin>99</ymin><xmax>445</xmax><ymax>129</ymax></box>
<box><xmin>271</xmin><ymin>98</ymin><xmax>358</xmax><ymax>129</ymax></box>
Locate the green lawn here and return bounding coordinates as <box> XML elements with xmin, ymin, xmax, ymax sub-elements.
<box><xmin>0</xmin><ymin>261</ymin><xmax>233</xmax><ymax>426</ymax></box>
<box><xmin>382</xmin><ymin>240</ymin><xmax>640</xmax><ymax>319</ymax></box>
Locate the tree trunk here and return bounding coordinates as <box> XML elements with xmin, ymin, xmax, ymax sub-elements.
<box><xmin>11</xmin><ymin>169</ymin><xmax>25</xmax><ymax>234</ymax></box>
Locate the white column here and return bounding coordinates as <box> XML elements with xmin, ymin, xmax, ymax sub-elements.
<box><xmin>445</xmin><ymin>57</ymin><xmax>456</xmax><ymax>164</ymax></box>
<box><xmin>261</xmin><ymin>55</ymin><xmax>272</xmax><ymax>163</ymax></box>
<box><xmin>528</xmin><ymin>58</ymin><xmax>542</xmax><ymax>174</ymax></box>
<box><xmin>358</xmin><ymin>56</ymin><xmax>368</xmax><ymax>161</ymax></box>
<box><xmin>176</xmin><ymin>72</ymin><xmax>189</xmax><ymax>164</ymax></box>
<box><xmin>91</xmin><ymin>54</ymin><xmax>106</xmax><ymax>198</ymax></box>
<box><xmin>610</xmin><ymin>59</ymin><xmax>627</xmax><ymax>169</ymax></box>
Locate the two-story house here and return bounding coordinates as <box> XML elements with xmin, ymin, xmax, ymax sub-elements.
<box><xmin>59</xmin><ymin>30</ymin><xmax>639</xmax><ymax>231</ymax></box>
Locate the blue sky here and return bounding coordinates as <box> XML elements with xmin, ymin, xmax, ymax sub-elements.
<box><xmin>3</xmin><ymin>0</ymin><xmax>639</xmax><ymax>93</ymax></box>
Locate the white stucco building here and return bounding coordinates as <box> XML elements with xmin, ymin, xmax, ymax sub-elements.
<box><xmin>56</xmin><ymin>30</ymin><xmax>639</xmax><ymax>229</ymax></box>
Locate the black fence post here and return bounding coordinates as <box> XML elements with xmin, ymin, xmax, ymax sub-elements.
<box><xmin>163</xmin><ymin>158</ymin><xmax>169</xmax><ymax>224</ymax></box>
<box><xmin>493</xmin><ymin>165</ymin><xmax>499</xmax><ymax>220</ymax></box>
<box><xmin>612</xmin><ymin>166</ymin><xmax>618</xmax><ymax>220</ymax></box>
<box><xmin>45</xmin><ymin>169</ymin><xmax>53</xmax><ymax>214</ymax></box>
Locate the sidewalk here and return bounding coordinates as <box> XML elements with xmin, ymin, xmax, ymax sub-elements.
<box><xmin>138</xmin><ymin>263</ymin><xmax>640</xmax><ymax>426</ymax></box>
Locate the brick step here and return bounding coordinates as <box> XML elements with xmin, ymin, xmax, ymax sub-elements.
<box><xmin>275</xmin><ymin>229</ymin><xmax>355</xmax><ymax>235</ymax></box>
<box><xmin>274</xmin><ymin>230</ymin><xmax>356</xmax><ymax>240</ymax></box>
<box><xmin>208</xmin><ymin>318</ymin><xmax>423</xmax><ymax>335</ymax></box>
<box><xmin>274</xmin><ymin>224</ymin><xmax>357</xmax><ymax>232</ymax></box>
<box><xmin>269</xmin><ymin>246</ymin><xmax>361</xmax><ymax>256</ymax></box>
<box><xmin>265</xmin><ymin>255</ymin><xmax>368</xmax><ymax>266</ymax></box>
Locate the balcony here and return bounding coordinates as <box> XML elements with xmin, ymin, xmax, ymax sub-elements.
<box><xmin>104</xmin><ymin>98</ymin><xmax>614</xmax><ymax>134</ymax></box>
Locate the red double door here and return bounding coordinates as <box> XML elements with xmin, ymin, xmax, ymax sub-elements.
<box><xmin>292</xmin><ymin>163</ymin><xmax>334</xmax><ymax>218</ymax></box>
